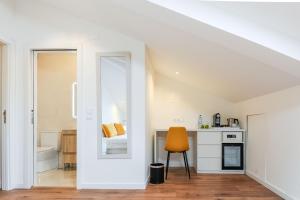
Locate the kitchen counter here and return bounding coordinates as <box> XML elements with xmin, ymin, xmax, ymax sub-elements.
<box><xmin>156</xmin><ymin>127</ymin><xmax>245</xmax><ymax>132</ymax></box>
<box><xmin>155</xmin><ymin>127</ymin><xmax>245</xmax><ymax>174</ymax></box>
<box><xmin>198</xmin><ymin>128</ymin><xmax>245</xmax><ymax>132</ymax></box>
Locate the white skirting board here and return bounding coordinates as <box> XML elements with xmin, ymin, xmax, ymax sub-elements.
<box><xmin>78</xmin><ymin>182</ymin><xmax>147</xmax><ymax>189</ymax></box>
<box><xmin>13</xmin><ymin>184</ymin><xmax>31</xmax><ymax>189</ymax></box>
<box><xmin>78</xmin><ymin>175</ymin><xmax>149</xmax><ymax>190</ymax></box>
<box><xmin>197</xmin><ymin>170</ymin><xmax>244</xmax><ymax>174</ymax></box>
<box><xmin>246</xmin><ymin>170</ymin><xmax>295</xmax><ymax>200</ymax></box>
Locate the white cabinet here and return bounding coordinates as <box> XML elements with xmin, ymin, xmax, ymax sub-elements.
<box><xmin>197</xmin><ymin>131</ymin><xmax>221</xmax><ymax>144</ymax></box>
<box><xmin>197</xmin><ymin>158</ymin><xmax>221</xmax><ymax>171</ymax></box>
<box><xmin>197</xmin><ymin>131</ymin><xmax>222</xmax><ymax>173</ymax></box>
<box><xmin>197</xmin><ymin>145</ymin><xmax>221</xmax><ymax>158</ymax></box>
<box><xmin>197</xmin><ymin>129</ymin><xmax>244</xmax><ymax>173</ymax></box>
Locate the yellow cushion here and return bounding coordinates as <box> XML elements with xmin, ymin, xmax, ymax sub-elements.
<box><xmin>102</xmin><ymin>124</ymin><xmax>118</xmax><ymax>138</ymax></box>
<box><xmin>114</xmin><ymin>123</ymin><xmax>125</xmax><ymax>135</ymax></box>
<box><xmin>102</xmin><ymin>125</ymin><xmax>109</xmax><ymax>137</ymax></box>
<box><xmin>165</xmin><ymin>127</ymin><xmax>189</xmax><ymax>152</ymax></box>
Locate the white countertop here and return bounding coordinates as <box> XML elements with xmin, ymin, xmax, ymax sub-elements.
<box><xmin>156</xmin><ymin>128</ymin><xmax>245</xmax><ymax>132</ymax></box>
<box><xmin>156</xmin><ymin>129</ymin><xmax>197</xmax><ymax>132</ymax></box>
<box><xmin>198</xmin><ymin>127</ymin><xmax>245</xmax><ymax>132</ymax></box>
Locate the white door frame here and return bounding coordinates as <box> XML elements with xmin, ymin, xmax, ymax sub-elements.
<box><xmin>0</xmin><ymin>36</ymin><xmax>15</xmax><ymax>190</ymax></box>
<box><xmin>27</xmin><ymin>46</ymin><xmax>83</xmax><ymax>188</ymax></box>
<box><xmin>32</xmin><ymin>50</ymin><xmax>77</xmax><ymax>186</ymax></box>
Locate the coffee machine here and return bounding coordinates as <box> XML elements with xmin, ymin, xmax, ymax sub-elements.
<box><xmin>213</xmin><ymin>113</ymin><xmax>221</xmax><ymax>127</ymax></box>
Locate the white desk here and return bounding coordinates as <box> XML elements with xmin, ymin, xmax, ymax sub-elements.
<box><xmin>154</xmin><ymin>128</ymin><xmax>245</xmax><ymax>173</ymax></box>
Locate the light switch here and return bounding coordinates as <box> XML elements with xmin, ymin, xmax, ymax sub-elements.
<box><xmin>86</xmin><ymin>108</ymin><xmax>94</xmax><ymax>120</ymax></box>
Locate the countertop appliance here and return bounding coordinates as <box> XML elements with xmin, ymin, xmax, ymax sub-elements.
<box><xmin>213</xmin><ymin>113</ymin><xmax>221</xmax><ymax>127</ymax></box>
<box><xmin>222</xmin><ymin>132</ymin><xmax>244</xmax><ymax>170</ymax></box>
<box><xmin>227</xmin><ymin>118</ymin><xmax>239</xmax><ymax>127</ymax></box>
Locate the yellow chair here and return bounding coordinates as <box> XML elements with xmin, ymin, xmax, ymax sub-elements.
<box><xmin>165</xmin><ymin>127</ymin><xmax>190</xmax><ymax>179</ymax></box>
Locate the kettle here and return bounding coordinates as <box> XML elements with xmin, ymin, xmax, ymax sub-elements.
<box><xmin>234</xmin><ymin>119</ymin><xmax>239</xmax><ymax>127</ymax></box>
<box><xmin>227</xmin><ymin>118</ymin><xmax>239</xmax><ymax>127</ymax></box>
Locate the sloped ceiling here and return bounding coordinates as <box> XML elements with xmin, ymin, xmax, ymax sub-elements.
<box><xmin>35</xmin><ymin>0</ymin><xmax>300</xmax><ymax>102</ymax></box>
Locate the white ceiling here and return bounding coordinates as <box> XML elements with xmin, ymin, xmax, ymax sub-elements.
<box><xmin>37</xmin><ymin>0</ymin><xmax>300</xmax><ymax>102</ymax></box>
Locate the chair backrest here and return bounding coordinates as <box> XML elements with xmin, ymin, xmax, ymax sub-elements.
<box><xmin>165</xmin><ymin>127</ymin><xmax>189</xmax><ymax>152</ymax></box>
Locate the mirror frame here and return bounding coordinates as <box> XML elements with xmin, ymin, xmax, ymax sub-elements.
<box><xmin>97</xmin><ymin>52</ymin><xmax>132</xmax><ymax>159</ymax></box>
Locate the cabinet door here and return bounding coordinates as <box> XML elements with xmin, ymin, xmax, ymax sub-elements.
<box><xmin>64</xmin><ymin>154</ymin><xmax>76</xmax><ymax>163</ymax></box>
<box><xmin>197</xmin><ymin>158</ymin><xmax>221</xmax><ymax>171</ymax></box>
<box><xmin>197</xmin><ymin>145</ymin><xmax>221</xmax><ymax>158</ymax></box>
<box><xmin>197</xmin><ymin>132</ymin><xmax>221</xmax><ymax>144</ymax></box>
<box><xmin>62</xmin><ymin>134</ymin><xmax>77</xmax><ymax>153</ymax></box>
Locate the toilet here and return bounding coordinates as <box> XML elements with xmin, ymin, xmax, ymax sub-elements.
<box><xmin>37</xmin><ymin>131</ymin><xmax>60</xmax><ymax>173</ymax></box>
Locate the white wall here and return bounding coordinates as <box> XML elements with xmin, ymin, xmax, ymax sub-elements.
<box><xmin>237</xmin><ymin>86</ymin><xmax>300</xmax><ymax>200</ymax></box>
<box><xmin>153</xmin><ymin>73</ymin><xmax>238</xmax><ymax>129</ymax></box>
<box><xmin>0</xmin><ymin>0</ymin><xmax>20</xmax><ymax>190</ymax></box>
<box><xmin>145</xmin><ymin>48</ymin><xmax>155</xmax><ymax>180</ymax></box>
<box><xmin>0</xmin><ymin>0</ymin><xmax>148</xmax><ymax>189</ymax></box>
<box><xmin>80</xmin><ymin>40</ymin><xmax>146</xmax><ymax>189</ymax></box>
<box><xmin>0</xmin><ymin>0</ymin><xmax>15</xmax><ymax>40</ymax></box>
<box><xmin>153</xmin><ymin>73</ymin><xmax>238</xmax><ymax>167</ymax></box>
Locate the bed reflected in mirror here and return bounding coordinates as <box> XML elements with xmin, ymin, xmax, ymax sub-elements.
<box><xmin>97</xmin><ymin>53</ymin><xmax>131</xmax><ymax>159</ymax></box>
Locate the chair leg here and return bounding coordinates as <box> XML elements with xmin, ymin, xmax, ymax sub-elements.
<box><xmin>166</xmin><ymin>151</ymin><xmax>170</xmax><ymax>180</ymax></box>
<box><xmin>182</xmin><ymin>152</ymin><xmax>188</xmax><ymax>174</ymax></box>
<box><xmin>184</xmin><ymin>151</ymin><xmax>191</xmax><ymax>179</ymax></box>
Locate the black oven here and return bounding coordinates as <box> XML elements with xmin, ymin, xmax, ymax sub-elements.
<box><xmin>222</xmin><ymin>143</ymin><xmax>244</xmax><ymax>170</ymax></box>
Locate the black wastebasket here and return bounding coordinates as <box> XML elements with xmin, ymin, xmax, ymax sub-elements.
<box><xmin>150</xmin><ymin>163</ymin><xmax>164</xmax><ymax>184</ymax></box>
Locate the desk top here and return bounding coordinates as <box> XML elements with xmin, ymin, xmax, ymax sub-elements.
<box><xmin>156</xmin><ymin>128</ymin><xmax>245</xmax><ymax>133</ymax></box>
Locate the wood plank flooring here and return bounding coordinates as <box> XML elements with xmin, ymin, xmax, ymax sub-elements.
<box><xmin>0</xmin><ymin>168</ymin><xmax>282</xmax><ymax>200</ymax></box>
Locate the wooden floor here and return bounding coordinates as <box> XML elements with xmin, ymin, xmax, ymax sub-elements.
<box><xmin>0</xmin><ymin>168</ymin><xmax>282</xmax><ymax>200</ymax></box>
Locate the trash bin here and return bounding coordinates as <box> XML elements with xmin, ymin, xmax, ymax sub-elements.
<box><xmin>150</xmin><ymin>163</ymin><xmax>164</xmax><ymax>184</ymax></box>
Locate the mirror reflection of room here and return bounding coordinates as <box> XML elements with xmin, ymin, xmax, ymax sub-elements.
<box><xmin>100</xmin><ymin>55</ymin><xmax>129</xmax><ymax>156</ymax></box>
<box><xmin>35</xmin><ymin>51</ymin><xmax>77</xmax><ymax>187</ymax></box>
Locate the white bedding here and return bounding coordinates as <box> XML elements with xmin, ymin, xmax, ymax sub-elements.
<box><xmin>102</xmin><ymin>134</ymin><xmax>127</xmax><ymax>154</ymax></box>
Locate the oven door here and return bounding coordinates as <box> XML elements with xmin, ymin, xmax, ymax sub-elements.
<box><xmin>222</xmin><ymin>143</ymin><xmax>244</xmax><ymax>170</ymax></box>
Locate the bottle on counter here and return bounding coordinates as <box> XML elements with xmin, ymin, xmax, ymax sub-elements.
<box><xmin>198</xmin><ymin>114</ymin><xmax>203</xmax><ymax>129</ymax></box>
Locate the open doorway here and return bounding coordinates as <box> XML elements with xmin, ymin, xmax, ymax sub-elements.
<box><xmin>33</xmin><ymin>50</ymin><xmax>77</xmax><ymax>187</ymax></box>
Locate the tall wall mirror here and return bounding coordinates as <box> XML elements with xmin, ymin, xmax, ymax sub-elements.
<box><xmin>97</xmin><ymin>52</ymin><xmax>131</xmax><ymax>159</ymax></box>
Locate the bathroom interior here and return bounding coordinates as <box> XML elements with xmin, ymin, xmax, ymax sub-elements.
<box><xmin>35</xmin><ymin>51</ymin><xmax>77</xmax><ymax>187</ymax></box>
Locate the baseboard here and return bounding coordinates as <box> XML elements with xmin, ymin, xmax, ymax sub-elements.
<box><xmin>13</xmin><ymin>184</ymin><xmax>29</xmax><ymax>189</ymax></box>
<box><xmin>79</xmin><ymin>182</ymin><xmax>147</xmax><ymax>189</ymax></box>
<box><xmin>197</xmin><ymin>170</ymin><xmax>244</xmax><ymax>174</ymax></box>
<box><xmin>246</xmin><ymin>170</ymin><xmax>295</xmax><ymax>200</ymax></box>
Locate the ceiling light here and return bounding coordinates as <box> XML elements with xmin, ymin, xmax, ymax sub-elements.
<box><xmin>175</xmin><ymin>71</ymin><xmax>179</xmax><ymax>75</ymax></box>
